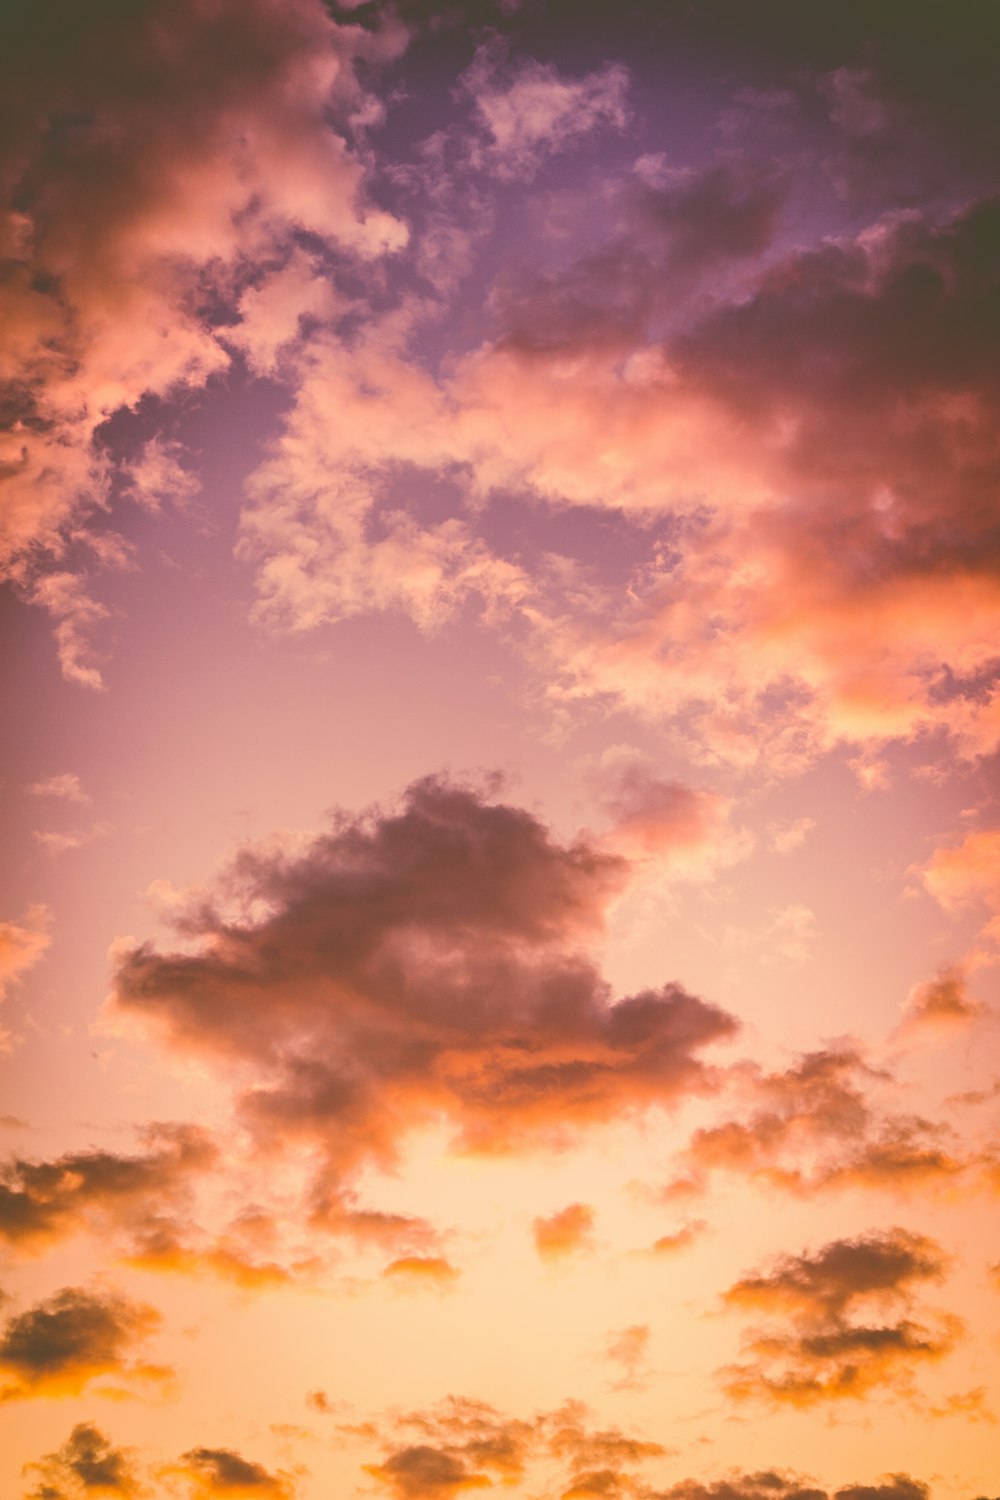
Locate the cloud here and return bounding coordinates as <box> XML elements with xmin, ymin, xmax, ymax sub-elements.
<box><xmin>720</xmin><ymin>1228</ymin><xmax>960</xmax><ymax>1406</ymax></box>
<box><xmin>894</xmin><ymin>966</ymin><xmax>992</xmax><ymax>1044</ymax></box>
<box><xmin>34</xmin><ymin>822</ymin><xmax>112</xmax><ymax>855</ymax></box>
<box><xmin>604</xmin><ymin>1324</ymin><xmax>651</xmax><ymax>1391</ymax></box>
<box><xmin>235</xmin><ymin>124</ymin><xmax>1000</xmax><ymax>769</ymax></box>
<box><xmin>27</xmin><ymin>774</ymin><xmax>89</xmax><ymax>804</ymax></box>
<box><xmin>381</xmin><ymin>1256</ymin><xmax>459</xmax><ymax>1287</ymax></box>
<box><xmin>123</xmin><ymin>1226</ymin><xmax>301</xmax><ymax>1291</ymax></box>
<box><xmin>658</xmin><ymin>1477</ymin><xmax>826</xmax><ymax>1500</ymax></box>
<box><xmin>665</xmin><ymin>1047</ymin><xmax>966</xmax><ymax>1198</ymax></box>
<box><xmin>109</xmin><ymin>777</ymin><xmax>737</xmax><ymax>1182</ymax></box>
<box><xmin>918</xmin><ymin>829</ymin><xmax>1000</xmax><ymax>963</ymax></box>
<box><xmin>533</xmin><ymin>1203</ymin><xmax>596</xmax><ymax>1262</ymax></box>
<box><xmin>460</xmin><ymin>43</ymin><xmax>630</xmax><ymax>180</ymax></box>
<box><xmin>0</xmin><ymin>1122</ymin><xmax>216</xmax><ymax>1254</ymax></box>
<box><xmin>21</xmin><ymin>1423</ymin><xmax>142</xmax><ymax>1499</ymax></box>
<box><xmin>0</xmin><ymin>1285</ymin><xmax>168</xmax><ymax>1401</ymax></box>
<box><xmin>0</xmin><ymin>906</ymin><xmax>50</xmax><ymax>1001</ymax></box>
<box><xmin>0</xmin><ymin>0</ymin><xmax>406</xmax><ymax>678</ymax></box>
<box><xmin>657</xmin><ymin>1477</ymin><xmax>930</xmax><ymax>1500</ymax></box>
<box><xmin>364</xmin><ymin>1447</ymin><xmax>491</xmax><ymax>1500</ymax></box>
<box><xmin>647</xmin><ymin>1221</ymin><xmax>706</xmax><ymax>1256</ymax></box>
<box><xmin>122</xmin><ymin>439</ymin><xmax>201</xmax><ymax>516</ymax></box>
<box><xmin>169</xmin><ymin>1447</ymin><xmax>296</xmax><ymax>1499</ymax></box>
<box><xmin>363</xmin><ymin>1396</ymin><xmax>664</xmax><ymax>1500</ymax></box>
<box><xmin>590</xmin><ymin>750</ymin><xmax>740</xmax><ymax>876</ymax></box>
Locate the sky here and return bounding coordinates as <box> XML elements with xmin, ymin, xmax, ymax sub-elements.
<box><xmin>1</xmin><ymin>1</ymin><xmax>1000</xmax><ymax>1498</ymax></box>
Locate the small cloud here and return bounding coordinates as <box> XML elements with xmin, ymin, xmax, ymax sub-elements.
<box><xmin>167</xmin><ymin>1446</ymin><xmax>296</xmax><ymax>1499</ymax></box>
<box><xmin>766</xmin><ymin>817</ymin><xmax>816</xmax><ymax>854</ymax></box>
<box><xmin>33</xmin><ymin>822</ymin><xmax>111</xmax><ymax>854</ymax></box>
<box><xmin>533</xmin><ymin>1203</ymin><xmax>596</xmax><ymax>1262</ymax></box>
<box><xmin>604</xmin><ymin>1324</ymin><xmax>650</xmax><ymax>1391</ymax></box>
<box><xmin>647</xmin><ymin>1221</ymin><xmax>706</xmax><ymax>1256</ymax></box>
<box><xmin>461</xmin><ymin>43</ymin><xmax>630</xmax><ymax>181</ymax></box>
<box><xmin>27</xmin><ymin>772</ymin><xmax>89</xmax><ymax>803</ymax></box>
<box><xmin>382</xmin><ymin>1256</ymin><xmax>460</xmax><ymax>1288</ymax></box>
<box><xmin>22</xmin><ymin>1421</ymin><xmax>143</xmax><ymax>1499</ymax></box>
<box><xmin>895</xmin><ymin>966</ymin><xmax>991</xmax><ymax>1045</ymax></box>
<box><xmin>0</xmin><ymin>906</ymin><xmax>50</xmax><ymax>1001</ymax></box>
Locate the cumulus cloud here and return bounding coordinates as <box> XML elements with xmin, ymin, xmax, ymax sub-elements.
<box><xmin>0</xmin><ymin>0</ymin><xmax>406</xmax><ymax>677</ymax></box>
<box><xmin>109</xmin><ymin>777</ymin><xmax>737</xmax><ymax>1182</ymax></box>
<box><xmin>0</xmin><ymin>1122</ymin><xmax>216</xmax><ymax>1254</ymax></box>
<box><xmin>720</xmin><ymin>1228</ymin><xmax>959</xmax><ymax>1406</ymax></box>
<box><xmin>533</xmin><ymin>1203</ymin><xmax>596</xmax><ymax>1262</ymax></box>
<box><xmin>234</xmin><ymin>123</ymin><xmax>1000</xmax><ymax>767</ymax></box>
<box><xmin>168</xmin><ymin>1447</ymin><xmax>296</xmax><ymax>1499</ymax></box>
<box><xmin>665</xmin><ymin>1047</ymin><xmax>966</xmax><ymax>1199</ymax></box>
<box><xmin>894</xmin><ymin>966</ymin><xmax>992</xmax><ymax>1045</ymax></box>
<box><xmin>0</xmin><ymin>1285</ymin><xmax>168</xmax><ymax>1402</ymax></box>
<box><xmin>21</xmin><ymin>1422</ymin><xmax>142</xmax><ymax>1500</ymax></box>
<box><xmin>363</xmin><ymin>1396</ymin><xmax>664</xmax><ymax>1500</ymax></box>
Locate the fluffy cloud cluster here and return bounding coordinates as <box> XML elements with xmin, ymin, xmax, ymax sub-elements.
<box><xmin>0</xmin><ymin>0</ymin><xmax>405</xmax><ymax>678</ymax></box>
<box><xmin>720</xmin><ymin>1228</ymin><xmax>959</xmax><ymax>1406</ymax></box>
<box><xmin>111</xmin><ymin>779</ymin><xmax>736</xmax><ymax>1195</ymax></box>
<box><xmin>21</xmin><ymin>1426</ymin><xmax>295</xmax><ymax>1500</ymax></box>
<box><xmin>666</xmin><ymin>1048</ymin><xmax>966</xmax><ymax>1199</ymax></box>
<box><xmin>238</xmin><ymin>174</ymin><xmax>1000</xmax><ymax>768</ymax></box>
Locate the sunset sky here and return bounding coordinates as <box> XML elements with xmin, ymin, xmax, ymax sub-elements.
<box><xmin>2</xmin><ymin>3</ymin><xmax>1000</xmax><ymax>1498</ymax></box>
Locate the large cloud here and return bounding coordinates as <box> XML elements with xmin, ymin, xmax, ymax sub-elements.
<box><xmin>0</xmin><ymin>0</ymin><xmax>406</xmax><ymax>677</ymax></box>
<box><xmin>110</xmin><ymin>778</ymin><xmax>736</xmax><ymax>1189</ymax></box>
<box><xmin>238</xmin><ymin>180</ymin><xmax>1000</xmax><ymax>768</ymax></box>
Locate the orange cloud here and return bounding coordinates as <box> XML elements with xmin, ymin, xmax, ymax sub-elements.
<box><xmin>533</xmin><ymin>1203</ymin><xmax>596</xmax><ymax>1262</ymax></box>
<box><xmin>0</xmin><ymin>1122</ymin><xmax>216</xmax><ymax>1254</ymax></box>
<box><xmin>895</xmin><ymin>966</ymin><xmax>991</xmax><ymax>1044</ymax></box>
<box><xmin>382</xmin><ymin>1256</ymin><xmax>460</xmax><ymax>1287</ymax></box>
<box><xmin>168</xmin><ymin>1446</ymin><xmax>296</xmax><ymax>1499</ymax></box>
<box><xmin>21</xmin><ymin>1422</ymin><xmax>142</xmax><ymax>1500</ymax></box>
<box><xmin>0</xmin><ymin>905</ymin><xmax>50</xmax><ymax>1002</ymax></box>
<box><xmin>720</xmin><ymin>1229</ymin><xmax>959</xmax><ymax>1406</ymax></box>
<box><xmin>665</xmin><ymin>1048</ymin><xmax>967</xmax><ymax>1198</ymax></box>
<box><xmin>109</xmin><ymin>778</ymin><xmax>737</xmax><ymax>1185</ymax></box>
<box><xmin>0</xmin><ymin>1285</ymin><xmax>169</xmax><ymax>1402</ymax></box>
